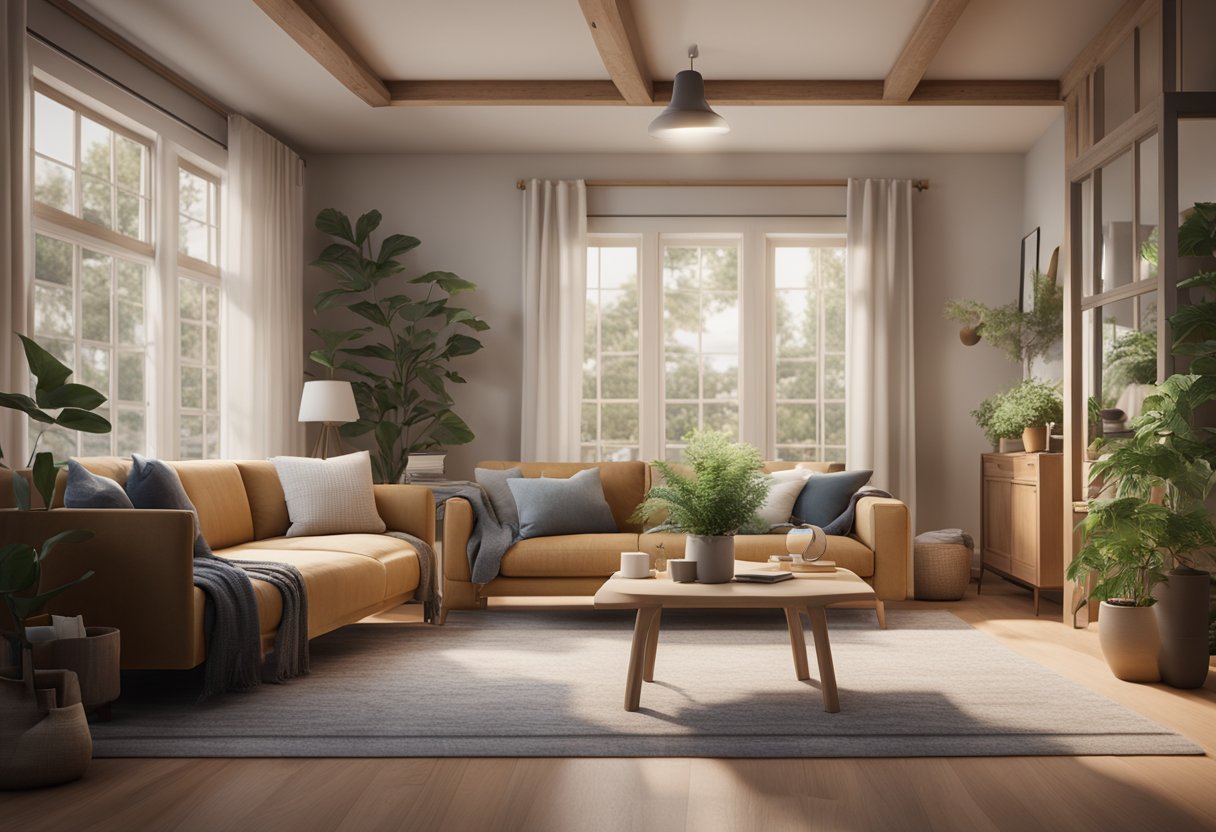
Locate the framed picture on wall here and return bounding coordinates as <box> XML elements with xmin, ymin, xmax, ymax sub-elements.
<box><xmin>1020</xmin><ymin>227</ymin><xmax>1040</xmax><ymax>313</ymax></box>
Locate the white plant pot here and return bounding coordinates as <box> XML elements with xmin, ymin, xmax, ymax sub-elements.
<box><xmin>1098</xmin><ymin>601</ymin><xmax>1162</xmax><ymax>683</ymax></box>
<box><xmin>686</xmin><ymin>535</ymin><xmax>735</xmax><ymax>584</ymax></box>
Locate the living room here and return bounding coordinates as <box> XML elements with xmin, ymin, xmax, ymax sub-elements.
<box><xmin>1</xmin><ymin>0</ymin><xmax>1215</xmax><ymax>829</ymax></box>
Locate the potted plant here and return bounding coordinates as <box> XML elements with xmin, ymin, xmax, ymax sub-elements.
<box><xmin>633</xmin><ymin>430</ymin><xmax>771</xmax><ymax>583</ymax></box>
<box><xmin>971</xmin><ymin>389</ymin><xmax>1022</xmax><ymax>452</ymax></box>
<box><xmin>308</xmin><ymin>208</ymin><xmax>488</xmax><ymax>484</ymax></box>
<box><xmin>989</xmin><ymin>379</ymin><xmax>1063</xmax><ymax>453</ymax></box>
<box><xmin>944</xmin><ymin>269</ymin><xmax>1064</xmax><ymax>375</ymax></box>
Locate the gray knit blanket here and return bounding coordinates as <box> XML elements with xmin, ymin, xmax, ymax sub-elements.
<box><xmin>194</xmin><ymin>555</ymin><xmax>309</xmax><ymax>701</ymax></box>
<box><xmin>431</xmin><ymin>483</ymin><xmax>515</xmax><ymax>585</ymax></box>
<box><xmin>753</xmin><ymin>486</ymin><xmax>896</xmax><ymax>537</ymax></box>
<box><xmin>385</xmin><ymin>531</ymin><xmax>438</xmax><ymax>623</ymax></box>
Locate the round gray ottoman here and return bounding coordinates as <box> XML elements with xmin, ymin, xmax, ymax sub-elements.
<box><xmin>913</xmin><ymin>540</ymin><xmax>973</xmax><ymax>601</ymax></box>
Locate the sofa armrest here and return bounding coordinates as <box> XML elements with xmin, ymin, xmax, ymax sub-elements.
<box><xmin>373</xmin><ymin>484</ymin><xmax>435</xmax><ymax>547</ymax></box>
<box><xmin>442</xmin><ymin>497</ymin><xmax>474</xmax><ymax>582</ymax></box>
<box><xmin>0</xmin><ymin>508</ymin><xmax>200</xmax><ymax>668</ymax></box>
<box><xmin>851</xmin><ymin>496</ymin><xmax>911</xmax><ymax>600</ymax></box>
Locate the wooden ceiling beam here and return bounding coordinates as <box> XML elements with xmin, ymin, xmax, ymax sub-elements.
<box><xmin>577</xmin><ymin>0</ymin><xmax>653</xmax><ymax>104</ymax></box>
<box><xmin>252</xmin><ymin>0</ymin><xmax>390</xmax><ymax>107</ymax></box>
<box><xmin>386</xmin><ymin>79</ymin><xmax>1059</xmax><ymax>107</ymax></box>
<box><xmin>884</xmin><ymin>0</ymin><xmax>972</xmax><ymax>101</ymax></box>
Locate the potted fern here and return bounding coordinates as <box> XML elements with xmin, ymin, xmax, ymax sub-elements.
<box><xmin>633</xmin><ymin>430</ymin><xmax>771</xmax><ymax>583</ymax></box>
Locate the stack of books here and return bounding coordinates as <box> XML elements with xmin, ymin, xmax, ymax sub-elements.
<box><xmin>405</xmin><ymin>452</ymin><xmax>447</xmax><ymax>483</ymax></box>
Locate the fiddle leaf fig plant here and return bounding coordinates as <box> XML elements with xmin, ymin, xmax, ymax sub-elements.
<box><xmin>309</xmin><ymin>209</ymin><xmax>488</xmax><ymax>483</ymax></box>
<box><xmin>0</xmin><ymin>335</ymin><xmax>112</xmax><ymax>509</ymax></box>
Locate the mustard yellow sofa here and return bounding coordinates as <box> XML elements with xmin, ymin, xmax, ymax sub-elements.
<box><xmin>440</xmin><ymin>460</ymin><xmax>911</xmax><ymax>622</ymax></box>
<box><xmin>0</xmin><ymin>457</ymin><xmax>435</xmax><ymax>670</ymax></box>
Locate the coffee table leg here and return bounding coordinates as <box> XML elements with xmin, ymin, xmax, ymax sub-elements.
<box><xmin>784</xmin><ymin>607</ymin><xmax>810</xmax><ymax>680</ymax></box>
<box><xmin>643</xmin><ymin>608</ymin><xmax>662</xmax><ymax>682</ymax></box>
<box><xmin>806</xmin><ymin>607</ymin><xmax>840</xmax><ymax>713</ymax></box>
<box><xmin>626</xmin><ymin>607</ymin><xmax>660</xmax><ymax>711</ymax></box>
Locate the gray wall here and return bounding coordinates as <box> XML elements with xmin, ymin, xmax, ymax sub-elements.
<box><xmin>303</xmin><ymin>151</ymin><xmax>1026</xmax><ymax>538</ymax></box>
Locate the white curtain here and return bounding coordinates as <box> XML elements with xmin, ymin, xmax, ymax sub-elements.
<box><xmin>845</xmin><ymin>178</ymin><xmax>916</xmax><ymax>526</ymax></box>
<box><xmin>0</xmin><ymin>1</ymin><xmax>29</xmax><ymax>467</ymax></box>
<box><xmin>520</xmin><ymin>179</ymin><xmax>587</xmax><ymax>461</ymax></box>
<box><xmin>221</xmin><ymin>115</ymin><xmax>305</xmax><ymax>459</ymax></box>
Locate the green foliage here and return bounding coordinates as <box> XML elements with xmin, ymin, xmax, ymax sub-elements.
<box><xmin>632</xmin><ymin>430</ymin><xmax>771</xmax><ymax>537</ymax></box>
<box><xmin>973</xmin><ymin>379</ymin><xmax>1063</xmax><ymax>444</ymax></box>
<box><xmin>1073</xmin><ymin>202</ymin><xmax>1216</xmax><ymax>607</ymax></box>
<box><xmin>309</xmin><ymin>209</ymin><xmax>488</xmax><ymax>483</ymax></box>
<box><xmin>0</xmin><ymin>533</ymin><xmax>95</xmax><ymax>662</ymax></box>
<box><xmin>0</xmin><ymin>335</ymin><xmax>112</xmax><ymax>509</ymax></box>
<box><xmin>1103</xmin><ymin>329</ymin><xmax>1158</xmax><ymax>392</ymax></box>
<box><xmin>943</xmin><ymin>271</ymin><xmax>1064</xmax><ymax>365</ymax></box>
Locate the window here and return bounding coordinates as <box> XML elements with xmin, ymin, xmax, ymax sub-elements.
<box><xmin>29</xmin><ymin>76</ymin><xmax>224</xmax><ymax>461</ymax></box>
<box><xmin>583</xmin><ymin>219</ymin><xmax>846</xmax><ymax>462</ymax></box>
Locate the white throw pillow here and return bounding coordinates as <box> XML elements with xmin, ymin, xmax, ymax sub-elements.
<box><xmin>270</xmin><ymin>450</ymin><xmax>387</xmax><ymax>537</ymax></box>
<box><xmin>754</xmin><ymin>474</ymin><xmax>808</xmax><ymax>528</ymax></box>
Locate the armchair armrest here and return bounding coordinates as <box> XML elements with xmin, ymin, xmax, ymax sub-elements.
<box><xmin>442</xmin><ymin>497</ymin><xmax>473</xmax><ymax>582</ymax></box>
<box><xmin>851</xmin><ymin>496</ymin><xmax>911</xmax><ymax>600</ymax></box>
<box><xmin>373</xmin><ymin>484</ymin><xmax>435</xmax><ymax>547</ymax></box>
<box><xmin>0</xmin><ymin>508</ymin><xmax>200</xmax><ymax>668</ymax></box>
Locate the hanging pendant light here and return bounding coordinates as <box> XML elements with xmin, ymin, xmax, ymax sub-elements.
<box><xmin>649</xmin><ymin>45</ymin><xmax>729</xmax><ymax>140</ymax></box>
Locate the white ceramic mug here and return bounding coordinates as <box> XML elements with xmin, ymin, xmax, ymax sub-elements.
<box><xmin>620</xmin><ymin>551</ymin><xmax>651</xmax><ymax>579</ymax></box>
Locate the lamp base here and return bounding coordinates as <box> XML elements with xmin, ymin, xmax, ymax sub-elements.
<box><xmin>311</xmin><ymin>423</ymin><xmax>346</xmax><ymax>459</ymax></box>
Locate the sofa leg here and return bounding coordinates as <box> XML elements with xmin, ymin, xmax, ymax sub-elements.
<box><xmin>437</xmin><ymin>605</ymin><xmax>449</xmax><ymax>626</ymax></box>
<box><xmin>874</xmin><ymin>600</ymin><xmax>887</xmax><ymax>630</ymax></box>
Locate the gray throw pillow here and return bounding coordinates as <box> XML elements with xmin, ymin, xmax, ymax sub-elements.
<box><xmin>475</xmin><ymin>467</ymin><xmax>522</xmax><ymax>530</ymax></box>
<box><xmin>64</xmin><ymin>460</ymin><xmax>134</xmax><ymax>509</ymax></box>
<box><xmin>125</xmin><ymin>454</ymin><xmax>212</xmax><ymax>558</ymax></box>
<box><xmin>506</xmin><ymin>468</ymin><xmax>618</xmax><ymax>540</ymax></box>
<box><xmin>791</xmin><ymin>470</ymin><xmax>874</xmax><ymax>527</ymax></box>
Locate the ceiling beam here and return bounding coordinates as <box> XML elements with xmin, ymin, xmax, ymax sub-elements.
<box><xmin>387</xmin><ymin>79</ymin><xmax>1059</xmax><ymax>107</ymax></box>
<box><xmin>577</xmin><ymin>0</ymin><xmax>653</xmax><ymax>104</ymax></box>
<box><xmin>883</xmin><ymin>0</ymin><xmax>972</xmax><ymax>101</ymax></box>
<box><xmin>252</xmin><ymin>0</ymin><xmax>390</xmax><ymax>107</ymax></box>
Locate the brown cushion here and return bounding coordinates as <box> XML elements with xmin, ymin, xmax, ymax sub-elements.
<box><xmin>478</xmin><ymin>461</ymin><xmax>647</xmax><ymax>533</ymax></box>
<box><xmin>170</xmin><ymin>461</ymin><xmax>255</xmax><ymax>549</ymax></box>
<box><xmin>238</xmin><ymin>534</ymin><xmax>421</xmax><ymax>597</ymax></box>
<box><xmin>236</xmin><ymin>460</ymin><xmax>291</xmax><ymax>540</ymax></box>
<box><xmin>638</xmin><ymin>532</ymin><xmax>874</xmax><ymax>578</ymax></box>
<box><xmin>499</xmin><ymin>533</ymin><xmax>642</xmax><ymax>577</ymax></box>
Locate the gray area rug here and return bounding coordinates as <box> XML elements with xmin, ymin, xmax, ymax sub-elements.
<box><xmin>92</xmin><ymin>609</ymin><xmax>1202</xmax><ymax>758</ymax></box>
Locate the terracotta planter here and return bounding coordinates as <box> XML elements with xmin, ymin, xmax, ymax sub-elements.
<box><xmin>1021</xmin><ymin>425</ymin><xmax>1049</xmax><ymax>453</ymax></box>
<box><xmin>0</xmin><ymin>670</ymin><xmax>93</xmax><ymax>789</ymax></box>
<box><xmin>1152</xmin><ymin>568</ymin><xmax>1212</xmax><ymax>689</ymax></box>
<box><xmin>686</xmin><ymin>534</ymin><xmax>735</xmax><ymax>584</ymax></box>
<box><xmin>31</xmin><ymin>626</ymin><xmax>121</xmax><ymax>718</ymax></box>
<box><xmin>1098</xmin><ymin>602</ymin><xmax>1161</xmax><ymax>683</ymax></box>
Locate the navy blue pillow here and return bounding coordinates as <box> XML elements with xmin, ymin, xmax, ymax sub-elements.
<box><xmin>125</xmin><ymin>454</ymin><xmax>212</xmax><ymax>558</ymax></box>
<box><xmin>64</xmin><ymin>460</ymin><xmax>134</xmax><ymax>509</ymax></box>
<box><xmin>792</xmin><ymin>470</ymin><xmax>873</xmax><ymax>527</ymax></box>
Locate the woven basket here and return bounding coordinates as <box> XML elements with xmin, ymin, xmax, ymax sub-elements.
<box><xmin>914</xmin><ymin>542</ymin><xmax>973</xmax><ymax>601</ymax></box>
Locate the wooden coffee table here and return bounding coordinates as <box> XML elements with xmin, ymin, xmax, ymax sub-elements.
<box><xmin>594</xmin><ymin>562</ymin><xmax>878</xmax><ymax>713</ymax></box>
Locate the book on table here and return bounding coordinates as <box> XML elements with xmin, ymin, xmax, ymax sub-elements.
<box><xmin>735</xmin><ymin>570</ymin><xmax>795</xmax><ymax>583</ymax></box>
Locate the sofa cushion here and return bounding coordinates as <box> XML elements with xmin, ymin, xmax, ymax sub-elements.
<box><xmin>235</xmin><ymin>460</ymin><xmax>292</xmax><ymax>540</ymax></box>
<box><xmin>475</xmin><ymin>466</ymin><xmax>522</xmax><ymax>530</ymax></box>
<box><xmin>792</xmin><ymin>470</ymin><xmax>874</xmax><ymax>527</ymax></box>
<box><xmin>508</xmin><ymin>468</ymin><xmax>618</xmax><ymax>539</ymax></box>
<box><xmin>237</xmin><ymin>534</ymin><xmax>421</xmax><ymax>597</ymax></box>
<box><xmin>126</xmin><ymin>454</ymin><xmax>213</xmax><ymax>557</ymax></box>
<box><xmin>64</xmin><ymin>460</ymin><xmax>133</xmax><ymax>509</ymax></box>
<box><xmin>479</xmin><ymin>460</ymin><xmax>647</xmax><ymax>533</ymax></box>
<box><xmin>638</xmin><ymin>532</ymin><xmax>874</xmax><ymax>578</ymax></box>
<box><xmin>270</xmin><ymin>451</ymin><xmax>386</xmax><ymax>537</ymax></box>
<box><xmin>170</xmin><ymin>459</ymin><xmax>257</xmax><ymax>550</ymax></box>
<box><xmin>499</xmin><ymin>533</ymin><xmax>642</xmax><ymax>577</ymax></box>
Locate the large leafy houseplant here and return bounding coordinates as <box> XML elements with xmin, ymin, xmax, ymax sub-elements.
<box><xmin>309</xmin><ymin>209</ymin><xmax>488</xmax><ymax>483</ymax></box>
<box><xmin>633</xmin><ymin>430</ymin><xmax>771</xmax><ymax>537</ymax></box>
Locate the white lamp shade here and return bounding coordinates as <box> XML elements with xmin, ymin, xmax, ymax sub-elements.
<box><xmin>298</xmin><ymin>380</ymin><xmax>359</xmax><ymax>424</ymax></box>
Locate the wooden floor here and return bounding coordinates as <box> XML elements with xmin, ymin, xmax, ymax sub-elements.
<box><xmin>3</xmin><ymin>575</ymin><xmax>1216</xmax><ymax>832</ymax></box>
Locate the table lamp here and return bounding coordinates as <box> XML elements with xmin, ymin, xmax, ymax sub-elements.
<box><xmin>298</xmin><ymin>380</ymin><xmax>358</xmax><ymax>459</ymax></box>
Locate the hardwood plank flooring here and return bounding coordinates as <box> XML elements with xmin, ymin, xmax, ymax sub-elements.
<box><xmin>2</xmin><ymin>575</ymin><xmax>1215</xmax><ymax>832</ymax></box>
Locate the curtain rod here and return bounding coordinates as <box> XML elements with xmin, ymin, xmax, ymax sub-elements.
<box><xmin>515</xmin><ymin>178</ymin><xmax>930</xmax><ymax>191</ymax></box>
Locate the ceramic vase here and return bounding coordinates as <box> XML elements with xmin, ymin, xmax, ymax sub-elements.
<box><xmin>1152</xmin><ymin>568</ymin><xmax>1212</xmax><ymax>689</ymax></box>
<box><xmin>1021</xmin><ymin>425</ymin><xmax>1048</xmax><ymax>453</ymax></box>
<box><xmin>1098</xmin><ymin>601</ymin><xmax>1161</xmax><ymax>683</ymax></box>
<box><xmin>686</xmin><ymin>534</ymin><xmax>735</xmax><ymax>584</ymax></box>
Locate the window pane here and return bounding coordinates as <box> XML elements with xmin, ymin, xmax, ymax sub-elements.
<box><xmin>34</xmin><ymin>93</ymin><xmax>74</xmax><ymax>164</ymax></box>
<box><xmin>1099</xmin><ymin>150</ymin><xmax>1134</xmax><ymax>293</ymax></box>
<box><xmin>702</xmin><ymin>355</ymin><xmax>738</xmax><ymax>399</ymax></box>
<box><xmin>180</xmin><ymin>218</ymin><xmax>209</xmax><ymax>261</ymax></box>
<box><xmin>663</xmin><ymin>247</ymin><xmax>699</xmax><ymax>291</ymax></box>
<box><xmin>35</xmin><ymin>235</ymin><xmax>72</xmax><ymax>285</ymax></box>
<box><xmin>81</xmin><ymin>177</ymin><xmax>114</xmax><ymax>229</ymax></box>
<box><xmin>600</xmin><ymin>289</ymin><xmax>638</xmax><ymax>352</ymax></box>
<box><xmin>665</xmin><ymin>352</ymin><xmax>698</xmax><ymax>399</ymax></box>
<box><xmin>180</xmin><ymin>278</ymin><xmax>203</xmax><ymax>320</ymax></box>
<box><xmin>702</xmin><ymin>403</ymin><xmax>738</xmax><ymax>438</ymax></box>
<box><xmin>665</xmin><ymin>403</ymin><xmax>697</xmax><ymax>443</ymax></box>
<box><xmin>34</xmin><ymin>283</ymin><xmax>73</xmax><ymax>337</ymax></box>
<box><xmin>81</xmin><ymin>406</ymin><xmax>111</xmax><ymax>456</ymax></box>
<box><xmin>1138</xmin><ymin>134</ymin><xmax>1158</xmax><ymax>282</ymax></box>
<box><xmin>581</xmin><ymin>402</ymin><xmax>597</xmax><ymax>443</ymax></box>
<box><xmin>178</xmin><ymin>414</ymin><xmax>203</xmax><ymax>460</ymax></box>
<box><xmin>116</xmin><ymin>190</ymin><xmax>142</xmax><ymax>239</ymax></box>
<box><xmin>115</xmin><ymin>135</ymin><xmax>145</xmax><ymax>192</ymax></box>
<box><xmin>601</xmin><ymin>355</ymin><xmax>637</xmax><ymax>399</ymax></box>
<box><xmin>823</xmin><ymin>354</ymin><xmax>845</xmax><ymax>399</ymax></box>
<box><xmin>81</xmin><ymin>260</ymin><xmax>111</xmax><ymax>342</ymax></box>
<box><xmin>118</xmin><ymin>351</ymin><xmax>145</xmax><ymax>403</ymax></box>
<box><xmin>823</xmin><ymin>402</ymin><xmax>846</xmax><ymax>446</ymax></box>
<box><xmin>78</xmin><ymin>345</ymin><xmax>109</xmax><ymax>393</ymax></box>
<box><xmin>776</xmin><ymin>289</ymin><xmax>815</xmax><ymax>358</ymax></box>
<box><xmin>80</xmin><ymin>117</ymin><xmax>112</xmax><ymax>179</ymax></box>
<box><xmin>599</xmin><ymin>247</ymin><xmax>636</xmax><ymax>289</ymax></box>
<box><xmin>181</xmin><ymin>365</ymin><xmax>203</xmax><ymax>409</ymax></box>
<box><xmin>34</xmin><ymin>157</ymin><xmax>74</xmax><ymax>213</ymax></box>
<box><xmin>179</xmin><ymin>168</ymin><xmax>208</xmax><ymax>221</ymax></box>
<box><xmin>776</xmin><ymin>403</ymin><xmax>816</xmax><ymax>445</ymax></box>
<box><xmin>117</xmin><ymin>408</ymin><xmax>145</xmax><ymax>457</ymax></box>
<box><xmin>180</xmin><ymin>322</ymin><xmax>202</xmax><ymax>361</ymax></box>
<box><xmin>701</xmin><ymin>246</ymin><xmax>738</xmax><ymax>291</ymax></box>
<box><xmin>601</xmin><ymin>403</ymin><xmax>639</xmax><ymax>443</ymax></box>
<box><xmin>776</xmin><ymin>360</ymin><xmax>816</xmax><ymax>400</ymax></box>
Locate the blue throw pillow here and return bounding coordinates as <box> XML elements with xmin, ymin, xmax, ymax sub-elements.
<box><xmin>475</xmin><ymin>467</ymin><xmax>522</xmax><ymax>530</ymax></box>
<box><xmin>792</xmin><ymin>470</ymin><xmax>874</xmax><ymax>527</ymax></box>
<box><xmin>64</xmin><ymin>460</ymin><xmax>134</xmax><ymax>509</ymax></box>
<box><xmin>125</xmin><ymin>453</ymin><xmax>212</xmax><ymax>558</ymax></box>
<box><xmin>506</xmin><ymin>468</ymin><xmax>618</xmax><ymax>540</ymax></box>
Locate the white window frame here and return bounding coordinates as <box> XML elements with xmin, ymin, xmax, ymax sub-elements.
<box><xmin>30</xmin><ymin>39</ymin><xmax>227</xmax><ymax>460</ymax></box>
<box><xmin>588</xmin><ymin>216</ymin><xmax>846</xmax><ymax>460</ymax></box>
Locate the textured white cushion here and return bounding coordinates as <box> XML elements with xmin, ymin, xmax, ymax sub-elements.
<box><xmin>270</xmin><ymin>450</ymin><xmax>387</xmax><ymax>537</ymax></box>
<box><xmin>754</xmin><ymin>473</ymin><xmax>809</xmax><ymax>528</ymax></box>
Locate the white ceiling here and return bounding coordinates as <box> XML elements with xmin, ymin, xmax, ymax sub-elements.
<box><xmin>72</xmin><ymin>0</ymin><xmax>1123</xmax><ymax>156</ymax></box>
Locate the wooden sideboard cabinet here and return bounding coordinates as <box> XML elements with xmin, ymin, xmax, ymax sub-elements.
<box><xmin>979</xmin><ymin>452</ymin><xmax>1063</xmax><ymax>615</ymax></box>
